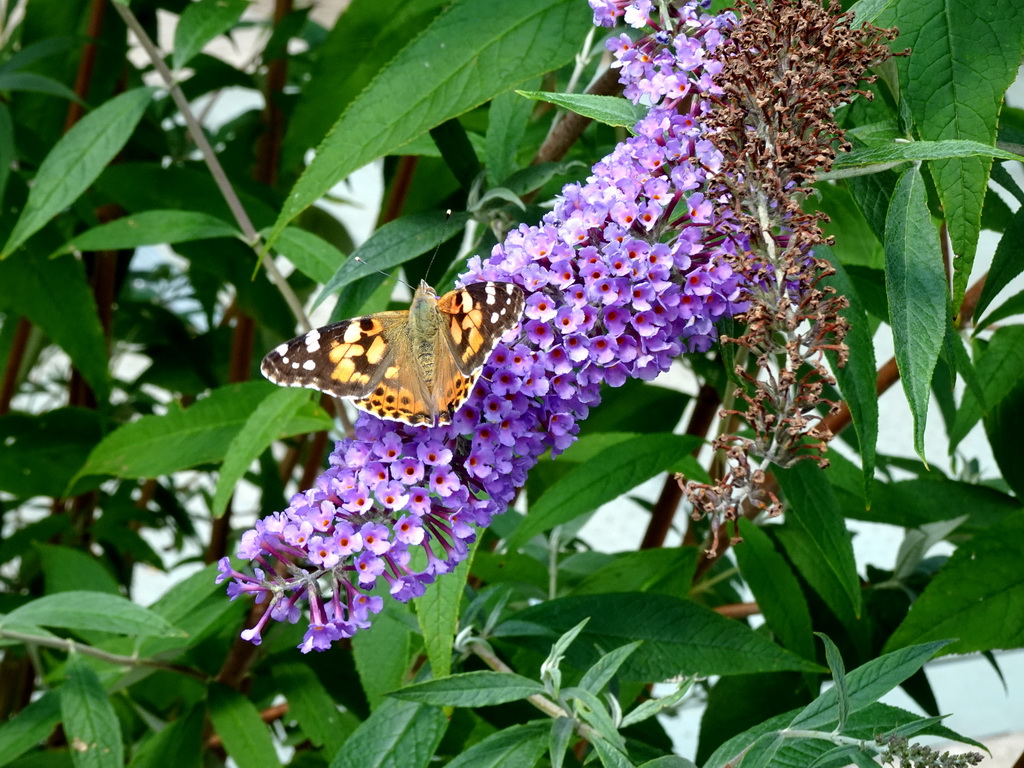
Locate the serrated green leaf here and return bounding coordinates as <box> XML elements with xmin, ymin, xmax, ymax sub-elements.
<box><xmin>4</xmin><ymin>591</ymin><xmax>184</xmax><ymax>638</ymax></box>
<box><xmin>446</xmin><ymin>723</ymin><xmax>548</xmax><ymax>768</ymax></box>
<box><xmin>0</xmin><ymin>691</ymin><xmax>60</xmax><ymax>768</ymax></box>
<box><xmin>415</xmin><ymin>537</ymin><xmax>477</xmax><ymax>680</ymax></box>
<box><xmin>578</xmin><ymin>641</ymin><xmax>642</xmax><ymax>695</ymax></box>
<box><xmin>2</xmin><ymin>87</ymin><xmax>154</xmax><ymax>258</ymax></box>
<box><xmin>208</xmin><ymin>684</ymin><xmax>280</xmax><ymax>768</ymax></box>
<box><xmin>495</xmin><ymin>593</ymin><xmax>821</xmax><ymax>680</ymax></box>
<box><xmin>54</xmin><ymin>210</ymin><xmax>239</xmax><ymax>256</ymax></box>
<box><xmin>846</xmin><ymin>0</ymin><xmax>897</xmax><ymax>26</ymax></box>
<box><xmin>570</xmin><ymin>547</ymin><xmax>698</xmax><ymax>598</ymax></box>
<box><xmin>62</xmin><ymin>655</ymin><xmax>123</xmax><ymax>768</ymax></box>
<box><xmin>819</xmin><ymin>248</ymin><xmax>877</xmax><ymax>501</ymax></box>
<box><xmin>790</xmin><ymin>641</ymin><xmax>950</xmax><ymax>730</ymax></box>
<box><xmin>275</xmin><ymin>225</ymin><xmax>347</xmax><ymax>284</ymax></box>
<box><xmin>267</xmin><ymin>0</ymin><xmax>592</xmax><ymax>247</ymax></box>
<box><xmin>735</xmin><ymin>519</ymin><xmax>814</xmax><ymax>661</ymax></box>
<box><xmin>884</xmin><ymin>166</ymin><xmax>946</xmax><ymax>460</ymax></box>
<box><xmin>74</xmin><ymin>381</ymin><xmax>325</xmax><ymax>484</ymax></box>
<box><xmin>0</xmin><ymin>253</ymin><xmax>111</xmax><ymax>403</ymax></box>
<box><xmin>775</xmin><ymin>462</ymin><xmax>862</xmax><ymax>624</ymax></box>
<box><xmin>314</xmin><ymin>211</ymin><xmax>470</xmax><ymax>308</ymax></box>
<box><xmin>818</xmin><ymin>634</ymin><xmax>849</xmax><ymax>731</ymax></box>
<box><xmin>887</xmin><ymin>508</ymin><xmax>1024</xmax><ymax>654</ymax></box>
<box><xmin>173</xmin><ymin>0</ymin><xmax>248</xmax><ymax>70</ymax></box>
<box><xmin>831</xmin><ymin>139</ymin><xmax>1023</xmax><ymax>173</ymax></box>
<box><xmin>212</xmin><ymin>388</ymin><xmax>321</xmax><ymax>517</ymax></box>
<box><xmin>516</xmin><ymin>91</ymin><xmax>647</xmax><ymax>130</ymax></box>
<box><xmin>329</xmin><ymin>697</ymin><xmax>447</xmax><ymax>768</ymax></box>
<box><xmin>507</xmin><ymin>433</ymin><xmax>702</xmax><ymax>550</ymax></box>
<box><xmin>282</xmin><ymin>0</ymin><xmax>446</xmax><ymax>171</ymax></box>
<box><xmin>388</xmin><ymin>671</ymin><xmax>545</xmax><ymax>706</ymax></box>
<box><xmin>885</xmin><ymin>0</ymin><xmax>1024</xmax><ymax>306</ymax></box>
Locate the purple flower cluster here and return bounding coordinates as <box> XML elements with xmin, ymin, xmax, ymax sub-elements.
<box><xmin>218</xmin><ymin>0</ymin><xmax>746</xmax><ymax>652</ymax></box>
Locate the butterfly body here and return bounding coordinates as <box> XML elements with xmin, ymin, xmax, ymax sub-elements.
<box><xmin>261</xmin><ymin>280</ymin><xmax>525</xmax><ymax>427</ymax></box>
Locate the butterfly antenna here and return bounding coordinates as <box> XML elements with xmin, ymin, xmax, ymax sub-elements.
<box><xmin>424</xmin><ymin>209</ymin><xmax>453</xmax><ymax>283</ymax></box>
<box><xmin>352</xmin><ymin>257</ymin><xmax>415</xmax><ymax>291</ymax></box>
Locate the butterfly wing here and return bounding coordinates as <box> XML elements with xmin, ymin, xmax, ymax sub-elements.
<box><xmin>260</xmin><ymin>312</ymin><xmax>405</xmax><ymax>399</ymax></box>
<box><xmin>436</xmin><ymin>282</ymin><xmax>526</xmax><ymax>375</ymax></box>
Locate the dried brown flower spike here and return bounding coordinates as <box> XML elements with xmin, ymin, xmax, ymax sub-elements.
<box><xmin>684</xmin><ymin>0</ymin><xmax>897</xmax><ymax>529</ymax></box>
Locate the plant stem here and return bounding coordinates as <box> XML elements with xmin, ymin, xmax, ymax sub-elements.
<box><xmin>112</xmin><ymin>2</ymin><xmax>311</xmax><ymax>333</ymax></box>
<box><xmin>0</xmin><ymin>628</ymin><xmax>208</xmax><ymax>682</ymax></box>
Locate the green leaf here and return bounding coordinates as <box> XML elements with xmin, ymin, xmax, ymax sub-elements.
<box><xmin>495</xmin><ymin>593</ymin><xmax>821</xmax><ymax>680</ymax></box>
<box><xmin>570</xmin><ymin>547</ymin><xmax>698</xmax><ymax>597</ymax></box>
<box><xmin>329</xmin><ymin>697</ymin><xmax>447</xmax><ymax>768</ymax></box>
<box><xmin>819</xmin><ymin>248</ymin><xmax>877</xmax><ymax>500</ymax></box>
<box><xmin>0</xmin><ymin>253</ymin><xmax>111</xmax><ymax>403</ymax></box>
<box><xmin>416</xmin><ymin>537</ymin><xmax>477</xmax><ymax>680</ymax></box>
<box><xmin>775</xmin><ymin>462</ymin><xmax>862</xmax><ymax>625</ymax></box>
<box><xmin>128</xmin><ymin>705</ymin><xmax>204</xmax><ymax>768</ymax></box>
<box><xmin>831</xmin><ymin>139</ymin><xmax>1023</xmax><ymax>173</ymax></box>
<box><xmin>388</xmin><ymin>671</ymin><xmax>545</xmax><ymax>706</ymax></box>
<box><xmin>790</xmin><ymin>641</ymin><xmax>951</xmax><ymax>730</ymax></box>
<box><xmin>4</xmin><ymin>591</ymin><xmax>184</xmax><ymax>638</ymax></box>
<box><xmin>887</xmin><ymin>508</ymin><xmax>1024</xmax><ymax>654</ymax></box>
<box><xmin>207</xmin><ymin>684</ymin><xmax>280</xmax><ymax>768</ymax></box>
<box><xmin>516</xmin><ymin>91</ymin><xmax>647</xmax><ymax>130</ymax></box>
<box><xmin>38</xmin><ymin>544</ymin><xmax>120</xmax><ymax>596</ymax></box>
<box><xmin>818</xmin><ymin>634</ymin><xmax>849</xmax><ymax>731</ymax></box>
<box><xmin>2</xmin><ymin>87</ymin><xmax>153</xmax><ymax>258</ymax></box>
<box><xmin>846</xmin><ymin>0</ymin><xmax>897</xmax><ymax>26</ymax></box>
<box><xmin>507</xmin><ymin>433</ymin><xmax>702</xmax><ymax>550</ymax></box>
<box><xmin>0</xmin><ymin>71</ymin><xmax>82</xmax><ymax>101</ymax></box>
<box><xmin>985</xmin><ymin>377</ymin><xmax>1024</xmax><ymax>498</ymax></box>
<box><xmin>61</xmin><ymin>655</ymin><xmax>124</xmax><ymax>768</ymax></box>
<box><xmin>353</xmin><ymin>602</ymin><xmax>415</xmax><ymax>711</ymax></box>
<box><xmin>267</xmin><ymin>0</ymin><xmax>592</xmax><ymax>247</ymax></box>
<box><xmin>173</xmin><ymin>0</ymin><xmax>248</xmax><ymax>70</ymax></box>
<box><xmin>74</xmin><ymin>381</ymin><xmax>328</xmax><ymax>483</ymax></box>
<box><xmin>973</xmin><ymin>203</ymin><xmax>1024</xmax><ymax>325</ymax></box>
<box><xmin>272</xmin><ymin>663</ymin><xmax>355</xmax><ymax>754</ymax></box>
<box><xmin>578</xmin><ymin>641</ymin><xmax>642</xmax><ymax>695</ymax></box>
<box><xmin>0</xmin><ymin>692</ymin><xmax>60</xmax><ymax>768</ymax></box>
<box><xmin>975</xmin><ymin>287</ymin><xmax>1024</xmax><ymax>332</ymax></box>
<box><xmin>885</xmin><ymin>0</ymin><xmax>1024</xmax><ymax>305</ymax></box>
<box><xmin>445</xmin><ymin>723</ymin><xmax>548</xmax><ymax>768</ymax></box>
<box><xmin>275</xmin><ymin>225</ymin><xmax>347</xmax><ymax>284</ymax></box>
<box><xmin>950</xmin><ymin>325</ymin><xmax>1024</xmax><ymax>453</ymax></box>
<box><xmin>486</xmin><ymin>84</ymin><xmax>537</xmax><ymax>186</ymax></box>
<box><xmin>735</xmin><ymin>519</ymin><xmax>814</xmax><ymax>661</ymax></box>
<box><xmin>54</xmin><ymin>210</ymin><xmax>239</xmax><ymax>256</ymax></box>
<box><xmin>212</xmin><ymin>388</ymin><xmax>320</xmax><ymax>517</ymax></box>
<box><xmin>884</xmin><ymin>166</ymin><xmax>946</xmax><ymax>460</ymax></box>
<box><xmin>0</xmin><ymin>103</ymin><xmax>12</xmax><ymax>203</ymax></box>
<box><xmin>282</xmin><ymin>0</ymin><xmax>446</xmax><ymax>172</ymax></box>
<box><xmin>0</xmin><ymin>408</ymin><xmax>102</xmax><ymax>497</ymax></box>
<box><xmin>315</xmin><ymin>211</ymin><xmax>471</xmax><ymax>308</ymax></box>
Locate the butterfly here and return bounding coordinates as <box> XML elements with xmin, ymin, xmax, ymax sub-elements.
<box><xmin>261</xmin><ymin>281</ymin><xmax>526</xmax><ymax>427</ymax></box>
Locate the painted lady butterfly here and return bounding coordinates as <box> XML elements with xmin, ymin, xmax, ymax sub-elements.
<box><xmin>261</xmin><ymin>281</ymin><xmax>525</xmax><ymax>427</ymax></box>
